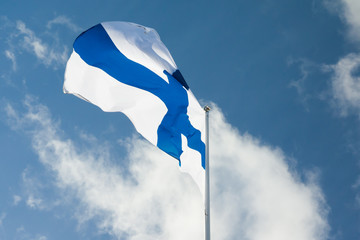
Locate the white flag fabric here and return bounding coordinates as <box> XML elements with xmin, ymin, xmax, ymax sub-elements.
<box><xmin>64</xmin><ymin>21</ymin><xmax>205</xmax><ymax>196</ymax></box>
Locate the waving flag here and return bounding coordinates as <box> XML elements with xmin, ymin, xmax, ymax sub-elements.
<box><xmin>64</xmin><ymin>22</ymin><xmax>206</xmax><ymax>195</ymax></box>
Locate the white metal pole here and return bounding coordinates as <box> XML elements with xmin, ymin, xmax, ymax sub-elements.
<box><xmin>204</xmin><ymin>105</ymin><xmax>211</xmax><ymax>240</ymax></box>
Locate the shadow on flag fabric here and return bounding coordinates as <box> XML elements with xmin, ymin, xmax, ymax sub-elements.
<box><xmin>64</xmin><ymin>21</ymin><xmax>206</xmax><ymax>196</ymax></box>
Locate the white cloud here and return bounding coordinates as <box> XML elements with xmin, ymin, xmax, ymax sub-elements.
<box><xmin>339</xmin><ymin>0</ymin><xmax>360</xmax><ymax>43</ymax></box>
<box><xmin>6</xmin><ymin>97</ymin><xmax>329</xmax><ymax>240</ymax></box>
<box><xmin>16</xmin><ymin>21</ymin><xmax>47</xmax><ymax>60</ymax></box>
<box><xmin>13</xmin><ymin>195</ymin><xmax>22</xmax><ymax>206</ymax></box>
<box><xmin>15</xmin><ymin>226</ymin><xmax>47</xmax><ymax>240</ymax></box>
<box><xmin>4</xmin><ymin>102</ymin><xmax>22</xmax><ymax>129</ymax></box>
<box><xmin>324</xmin><ymin>0</ymin><xmax>360</xmax><ymax>43</ymax></box>
<box><xmin>26</xmin><ymin>195</ymin><xmax>43</xmax><ymax>209</ymax></box>
<box><xmin>209</xmin><ymin>107</ymin><xmax>328</xmax><ymax>240</ymax></box>
<box><xmin>47</xmin><ymin>16</ymin><xmax>81</xmax><ymax>32</ymax></box>
<box><xmin>287</xmin><ymin>57</ymin><xmax>320</xmax><ymax>110</ymax></box>
<box><xmin>289</xmin><ymin>65</ymin><xmax>309</xmax><ymax>96</ymax></box>
<box><xmin>0</xmin><ymin>212</ymin><xmax>6</xmax><ymax>226</ymax></box>
<box><xmin>21</xmin><ymin>168</ymin><xmax>45</xmax><ymax>210</ymax></box>
<box><xmin>324</xmin><ymin>53</ymin><xmax>360</xmax><ymax>116</ymax></box>
<box><xmin>0</xmin><ymin>18</ymin><xmax>72</xmax><ymax>74</ymax></box>
<box><xmin>15</xmin><ymin>20</ymin><xmax>68</xmax><ymax>67</ymax></box>
<box><xmin>4</xmin><ymin>50</ymin><xmax>17</xmax><ymax>71</ymax></box>
<box><xmin>323</xmin><ymin>0</ymin><xmax>360</xmax><ymax>219</ymax></box>
<box><xmin>0</xmin><ymin>213</ymin><xmax>4</xmax><ymax>240</ymax></box>
<box><xmin>323</xmin><ymin>1</ymin><xmax>360</xmax><ymax>116</ymax></box>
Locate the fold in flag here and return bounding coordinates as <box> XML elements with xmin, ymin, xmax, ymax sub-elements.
<box><xmin>64</xmin><ymin>21</ymin><xmax>206</xmax><ymax>196</ymax></box>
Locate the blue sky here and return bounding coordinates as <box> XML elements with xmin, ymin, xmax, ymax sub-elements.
<box><xmin>0</xmin><ymin>0</ymin><xmax>360</xmax><ymax>239</ymax></box>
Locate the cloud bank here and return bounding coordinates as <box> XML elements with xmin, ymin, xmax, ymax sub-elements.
<box><xmin>6</xmin><ymin>97</ymin><xmax>329</xmax><ymax>240</ymax></box>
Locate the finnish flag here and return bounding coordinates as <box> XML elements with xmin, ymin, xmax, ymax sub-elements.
<box><xmin>64</xmin><ymin>22</ymin><xmax>206</xmax><ymax>196</ymax></box>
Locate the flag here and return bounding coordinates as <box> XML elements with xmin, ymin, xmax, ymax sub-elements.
<box><xmin>64</xmin><ymin>21</ymin><xmax>206</xmax><ymax>196</ymax></box>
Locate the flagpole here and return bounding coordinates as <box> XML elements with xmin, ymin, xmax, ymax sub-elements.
<box><xmin>204</xmin><ymin>105</ymin><xmax>211</xmax><ymax>240</ymax></box>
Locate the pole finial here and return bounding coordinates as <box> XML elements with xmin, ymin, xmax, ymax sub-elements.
<box><xmin>204</xmin><ymin>105</ymin><xmax>211</xmax><ymax>112</ymax></box>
